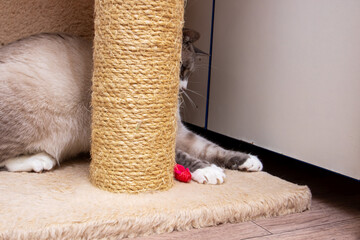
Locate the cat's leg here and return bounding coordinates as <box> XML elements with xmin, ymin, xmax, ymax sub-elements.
<box><xmin>176</xmin><ymin>149</ymin><xmax>226</xmax><ymax>184</ymax></box>
<box><xmin>0</xmin><ymin>152</ymin><xmax>57</xmax><ymax>172</ymax></box>
<box><xmin>177</xmin><ymin>124</ymin><xmax>263</xmax><ymax>172</ymax></box>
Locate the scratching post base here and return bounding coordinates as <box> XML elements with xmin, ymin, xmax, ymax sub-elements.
<box><xmin>0</xmin><ymin>159</ymin><xmax>311</xmax><ymax>239</ymax></box>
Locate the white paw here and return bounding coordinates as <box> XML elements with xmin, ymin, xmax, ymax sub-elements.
<box><xmin>239</xmin><ymin>155</ymin><xmax>263</xmax><ymax>172</ymax></box>
<box><xmin>191</xmin><ymin>164</ymin><xmax>226</xmax><ymax>184</ymax></box>
<box><xmin>4</xmin><ymin>152</ymin><xmax>56</xmax><ymax>172</ymax></box>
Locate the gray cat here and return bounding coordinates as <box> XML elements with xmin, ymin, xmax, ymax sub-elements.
<box><xmin>0</xmin><ymin>30</ymin><xmax>262</xmax><ymax>184</ymax></box>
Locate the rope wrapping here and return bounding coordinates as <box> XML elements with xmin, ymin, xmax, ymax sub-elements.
<box><xmin>90</xmin><ymin>0</ymin><xmax>184</xmax><ymax>193</ymax></box>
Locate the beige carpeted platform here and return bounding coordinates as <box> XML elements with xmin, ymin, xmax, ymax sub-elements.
<box><xmin>0</xmin><ymin>157</ymin><xmax>311</xmax><ymax>239</ymax></box>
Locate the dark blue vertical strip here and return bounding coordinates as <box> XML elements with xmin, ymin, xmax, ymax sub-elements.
<box><xmin>204</xmin><ymin>0</ymin><xmax>216</xmax><ymax>129</ymax></box>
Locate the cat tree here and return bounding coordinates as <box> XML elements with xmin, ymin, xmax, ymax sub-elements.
<box><xmin>89</xmin><ymin>0</ymin><xmax>184</xmax><ymax>193</ymax></box>
<box><xmin>0</xmin><ymin>0</ymin><xmax>312</xmax><ymax>238</ymax></box>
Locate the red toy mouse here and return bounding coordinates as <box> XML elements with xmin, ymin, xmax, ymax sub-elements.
<box><xmin>174</xmin><ymin>164</ymin><xmax>191</xmax><ymax>183</ymax></box>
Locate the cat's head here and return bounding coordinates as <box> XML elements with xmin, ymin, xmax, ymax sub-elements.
<box><xmin>180</xmin><ymin>28</ymin><xmax>206</xmax><ymax>90</ymax></box>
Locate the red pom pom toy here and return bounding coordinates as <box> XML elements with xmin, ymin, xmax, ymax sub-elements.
<box><xmin>174</xmin><ymin>164</ymin><xmax>191</xmax><ymax>183</ymax></box>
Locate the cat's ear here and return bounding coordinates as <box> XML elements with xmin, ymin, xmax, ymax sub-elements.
<box><xmin>183</xmin><ymin>28</ymin><xmax>200</xmax><ymax>43</ymax></box>
<box><xmin>194</xmin><ymin>46</ymin><xmax>209</xmax><ymax>56</ymax></box>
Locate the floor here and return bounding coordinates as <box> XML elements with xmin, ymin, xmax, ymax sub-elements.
<box><xmin>136</xmin><ymin>124</ymin><xmax>360</xmax><ymax>240</ymax></box>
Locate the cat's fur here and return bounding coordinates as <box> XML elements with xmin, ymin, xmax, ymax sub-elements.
<box><xmin>0</xmin><ymin>30</ymin><xmax>262</xmax><ymax>184</ymax></box>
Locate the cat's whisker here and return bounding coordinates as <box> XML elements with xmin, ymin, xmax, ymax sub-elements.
<box><xmin>178</xmin><ymin>92</ymin><xmax>187</xmax><ymax>108</ymax></box>
<box><xmin>184</xmin><ymin>88</ymin><xmax>205</xmax><ymax>99</ymax></box>
<box><xmin>181</xmin><ymin>90</ymin><xmax>198</xmax><ymax>109</ymax></box>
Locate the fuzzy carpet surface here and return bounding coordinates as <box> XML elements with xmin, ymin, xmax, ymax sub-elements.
<box><xmin>0</xmin><ymin>157</ymin><xmax>311</xmax><ymax>239</ymax></box>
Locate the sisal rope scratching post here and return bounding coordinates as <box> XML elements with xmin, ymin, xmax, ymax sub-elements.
<box><xmin>90</xmin><ymin>0</ymin><xmax>184</xmax><ymax>193</ymax></box>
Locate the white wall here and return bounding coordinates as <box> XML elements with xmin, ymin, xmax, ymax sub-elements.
<box><xmin>208</xmin><ymin>0</ymin><xmax>360</xmax><ymax>179</ymax></box>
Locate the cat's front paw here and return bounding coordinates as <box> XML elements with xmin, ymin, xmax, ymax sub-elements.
<box><xmin>239</xmin><ymin>155</ymin><xmax>263</xmax><ymax>171</ymax></box>
<box><xmin>3</xmin><ymin>152</ymin><xmax>56</xmax><ymax>172</ymax></box>
<box><xmin>191</xmin><ymin>164</ymin><xmax>226</xmax><ymax>184</ymax></box>
<box><xmin>226</xmin><ymin>154</ymin><xmax>263</xmax><ymax>172</ymax></box>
